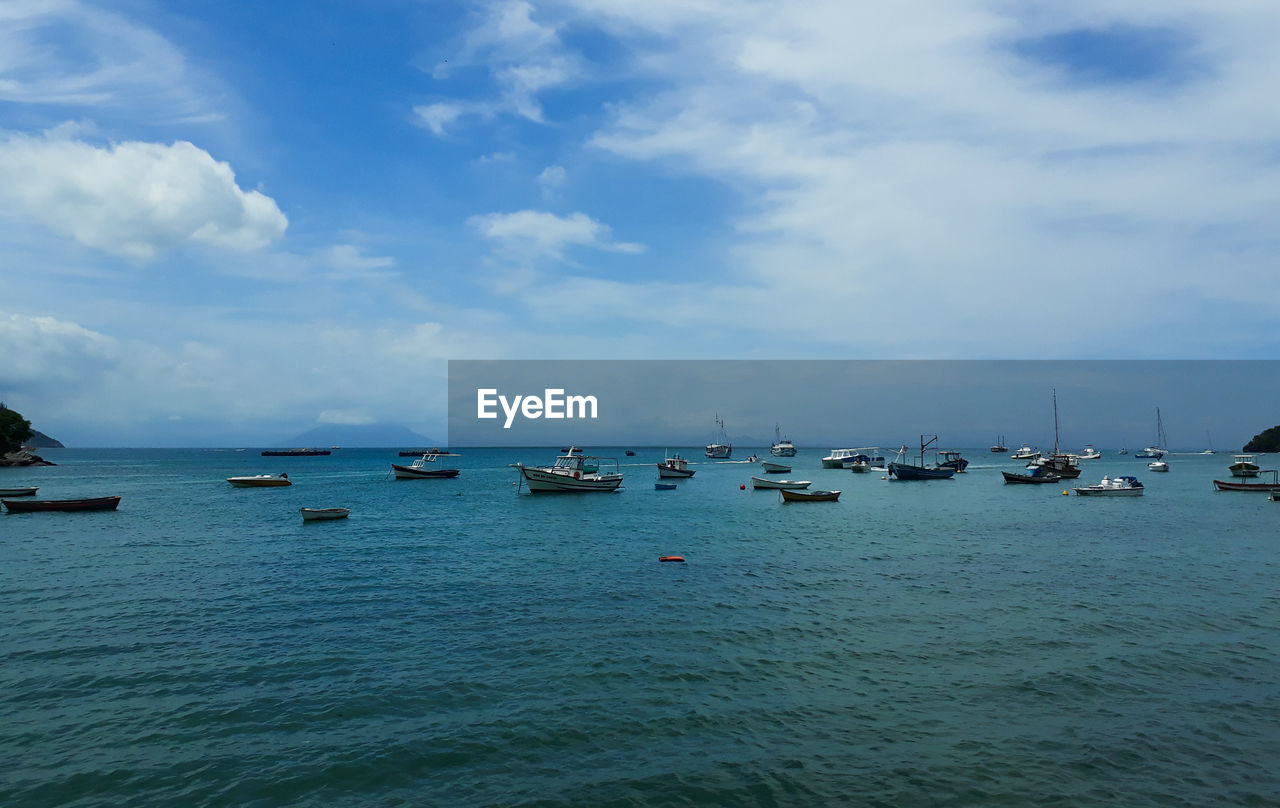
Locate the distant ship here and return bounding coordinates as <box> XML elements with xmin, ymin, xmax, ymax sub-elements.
<box><xmin>261</xmin><ymin>448</ymin><xmax>331</xmax><ymax>456</ymax></box>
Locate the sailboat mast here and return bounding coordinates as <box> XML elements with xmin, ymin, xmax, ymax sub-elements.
<box><xmin>1052</xmin><ymin>388</ymin><xmax>1060</xmax><ymax>454</ymax></box>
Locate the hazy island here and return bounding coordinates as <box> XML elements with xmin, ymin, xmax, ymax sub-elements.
<box><xmin>1242</xmin><ymin>425</ymin><xmax>1280</xmax><ymax>453</ymax></box>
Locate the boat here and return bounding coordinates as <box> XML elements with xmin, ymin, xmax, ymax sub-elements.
<box><xmin>391</xmin><ymin>452</ymin><xmax>461</xmax><ymax>479</ymax></box>
<box><xmin>821</xmin><ymin>448</ymin><xmax>859</xmax><ymax>469</ymax></box>
<box><xmin>1213</xmin><ymin>470</ymin><xmax>1279</xmax><ymax>492</ymax></box>
<box><xmin>1229</xmin><ymin>454</ymin><xmax>1260</xmax><ymax>478</ymax></box>
<box><xmin>398</xmin><ymin>448</ymin><xmax>460</xmax><ymax>457</ymax></box>
<box><xmin>780</xmin><ymin>489</ymin><xmax>841</xmax><ymax>502</ymax></box>
<box><xmin>1001</xmin><ymin>469</ymin><xmax>1063</xmax><ymax>484</ymax></box>
<box><xmin>937</xmin><ymin>450</ymin><xmax>969</xmax><ymax>472</ymax></box>
<box><xmin>1135</xmin><ymin>410</ymin><xmax>1167</xmax><ymax>459</ymax></box>
<box><xmin>514</xmin><ymin>447</ymin><xmax>623</xmax><ymax>492</ymax></box>
<box><xmin>625</xmin><ymin>450</ymin><xmax>636</xmax><ymax>456</ymax></box>
<box><xmin>769</xmin><ymin>424</ymin><xmax>797</xmax><ymax>457</ymax></box>
<box><xmin>1270</xmin><ymin>490</ymin><xmax>1280</xmax><ymax>502</ymax></box>
<box><xmin>990</xmin><ymin>435</ymin><xmax>1008</xmax><ymax>453</ymax></box>
<box><xmin>1147</xmin><ymin>458</ymin><xmax>1169</xmax><ymax>472</ymax></box>
<box><xmin>750</xmin><ymin>476</ymin><xmax>811</xmax><ymax>490</ymax></box>
<box><xmin>261</xmin><ymin>448</ymin><xmax>331</xmax><ymax>456</ymax></box>
<box><xmin>657</xmin><ymin>453</ymin><xmax>695</xmax><ymax>478</ymax></box>
<box><xmin>1027</xmin><ymin>389</ymin><xmax>1081</xmax><ymax>479</ymax></box>
<box><xmin>654</xmin><ymin>482</ymin><xmax>677</xmax><ymax>490</ymax></box>
<box><xmin>227</xmin><ymin>473</ymin><xmax>292</xmax><ymax>487</ymax></box>
<box><xmin>842</xmin><ymin>448</ymin><xmax>887</xmax><ymax>473</ymax></box>
<box><xmin>1077</xmin><ymin>445</ymin><xmax>1102</xmax><ymax>460</ymax></box>
<box><xmin>705</xmin><ymin>414</ymin><xmax>732</xmax><ymax>459</ymax></box>
<box><xmin>300</xmin><ymin>507</ymin><xmax>350</xmax><ymax>521</ymax></box>
<box><xmin>2</xmin><ymin>495</ymin><xmax>121</xmax><ymax>512</ymax></box>
<box><xmin>888</xmin><ymin>436</ymin><xmax>956</xmax><ymax>480</ymax></box>
<box><xmin>1200</xmin><ymin>431</ymin><xmax>1215</xmax><ymax>455</ymax></box>
<box><xmin>1118</xmin><ymin>447</ymin><xmax>1128</xmax><ymax>455</ymax></box>
<box><xmin>761</xmin><ymin>460</ymin><xmax>791</xmax><ymax>474</ymax></box>
<box><xmin>0</xmin><ymin>486</ymin><xmax>38</xmax><ymax>497</ymax></box>
<box><xmin>1010</xmin><ymin>443</ymin><xmax>1041</xmax><ymax>461</ymax></box>
<box><xmin>1073</xmin><ymin>475</ymin><xmax>1144</xmax><ymax>496</ymax></box>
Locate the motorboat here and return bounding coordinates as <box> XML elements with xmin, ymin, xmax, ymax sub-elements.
<box><xmin>761</xmin><ymin>460</ymin><xmax>791</xmax><ymax>474</ymax></box>
<box><xmin>780</xmin><ymin>489</ymin><xmax>841</xmax><ymax>502</ymax></box>
<box><xmin>2</xmin><ymin>495</ymin><xmax>122</xmax><ymax>512</ymax></box>
<box><xmin>888</xmin><ymin>436</ymin><xmax>956</xmax><ymax>480</ymax></box>
<box><xmin>227</xmin><ymin>473</ymin><xmax>292</xmax><ymax>487</ymax></box>
<box><xmin>1073</xmin><ymin>475</ymin><xmax>1144</xmax><ymax>496</ymax></box>
<box><xmin>0</xmin><ymin>486</ymin><xmax>37</xmax><ymax>497</ymax></box>
<box><xmin>391</xmin><ymin>452</ymin><xmax>461</xmax><ymax>479</ymax></box>
<box><xmin>770</xmin><ymin>424</ymin><xmax>797</xmax><ymax>457</ymax></box>
<box><xmin>1001</xmin><ymin>469</ymin><xmax>1062</xmax><ymax>484</ymax></box>
<box><xmin>937</xmin><ymin>450</ymin><xmax>969</xmax><ymax>472</ymax></box>
<box><xmin>514</xmin><ymin>447</ymin><xmax>623</xmax><ymax>492</ymax></box>
<box><xmin>821</xmin><ymin>448</ymin><xmax>859</xmax><ymax>468</ymax></box>
<box><xmin>1010</xmin><ymin>443</ymin><xmax>1041</xmax><ymax>461</ymax></box>
<box><xmin>1147</xmin><ymin>459</ymin><xmax>1169</xmax><ymax>472</ymax></box>
<box><xmin>750</xmin><ymin>476</ymin><xmax>811</xmax><ymax>490</ymax></box>
<box><xmin>1118</xmin><ymin>447</ymin><xmax>1128</xmax><ymax>455</ymax></box>
<box><xmin>300</xmin><ymin>507</ymin><xmax>350</xmax><ymax>521</ymax></box>
<box><xmin>1078</xmin><ymin>445</ymin><xmax>1102</xmax><ymax>460</ymax></box>
<box><xmin>705</xmin><ymin>414</ymin><xmax>732</xmax><ymax>459</ymax></box>
<box><xmin>843</xmin><ymin>449</ymin><xmax>887</xmax><ymax>473</ymax></box>
<box><xmin>1229</xmin><ymin>455</ymin><xmax>1261</xmax><ymax>478</ymax></box>
<box><xmin>657</xmin><ymin>453</ymin><xmax>695</xmax><ymax>478</ymax></box>
<box><xmin>1213</xmin><ymin>470</ymin><xmax>1279</xmax><ymax>492</ymax></box>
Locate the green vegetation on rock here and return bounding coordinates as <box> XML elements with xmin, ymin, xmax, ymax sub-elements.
<box><xmin>1243</xmin><ymin>425</ymin><xmax>1280</xmax><ymax>453</ymax></box>
<box><xmin>0</xmin><ymin>403</ymin><xmax>34</xmax><ymax>455</ymax></box>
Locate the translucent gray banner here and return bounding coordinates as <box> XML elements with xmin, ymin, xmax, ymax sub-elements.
<box><xmin>447</xmin><ymin>360</ymin><xmax>1278</xmax><ymax>450</ymax></box>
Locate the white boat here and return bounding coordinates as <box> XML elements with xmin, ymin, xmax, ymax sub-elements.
<box><xmin>657</xmin><ymin>453</ymin><xmax>695</xmax><ymax>478</ymax></box>
<box><xmin>1078</xmin><ymin>445</ymin><xmax>1102</xmax><ymax>460</ymax></box>
<box><xmin>770</xmin><ymin>424</ymin><xmax>797</xmax><ymax>457</ymax></box>
<box><xmin>821</xmin><ymin>448</ymin><xmax>859</xmax><ymax>469</ymax></box>
<box><xmin>1136</xmin><ymin>409</ymin><xmax>1167</xmax><ymax>459</ymax></box>
<box><xmin>1229</xmin><ymin>454</ymin><xmax>1260</xmax><ymax>478</ymax></box>
<box><xmin>1118</xmin><ymin>448</ymin><xmax>1128</xmax><ymax>455</ymax></box>
<box><xmin>760</xmin><ymin>460</ymin><xmax>791</xmax><ymax>473</ymax></box>
<box><xmin>842</xmin><ymin>448</ymin><xmax>887</xmax><ymax>473</ymax></box>
<box><xmin>0</xmin><ymin>486</ymin><xmax>38</xmax><ymax>497</ymax></box>
<box><xmin>300</xmin><ymin>507</ymin><xmax>350</xmax><ymax>521</ymax></box>
<box><xmin>1010</xmin><ymin>443</ymin><xmax>1041</xmax><ymax>461</ymax></box>
<box><xmin>750</xmin><ymin>476</ymin><xmax>811</xmax><ymax>490</ymax></box>
<box><xmin>227</xmin><ymin>473</ymin><xmax>291</xmax><ymax>487</ymax></box>
<box><xmin>515</xmin><ymin>447</ymin><xmax>623</xmax><ymax>492</ymax></box>
<box><xmin>1073</xmin><ymin>475</ymin><xmax>1144</xmax><ymax>496</ymax></box>
<box><xmin>1147</xmin><ymin>459</ymin><xmax>1169</xmax><ymax>472</ymax></box>
<box><xmin>705</xmin><ymin>414</ymin><xmax>732</xmax><ymax>459</ymax></box>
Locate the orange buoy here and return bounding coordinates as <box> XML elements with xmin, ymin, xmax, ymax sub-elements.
<box><xmin>659</xmin><ymin>556</ymin><xmax>685</xmax><ymax>563</ymax></box>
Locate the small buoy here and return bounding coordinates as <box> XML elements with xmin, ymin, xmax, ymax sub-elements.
<box><xmin>659</xmin><ymin>556</ymin><xmax>685</xmax><ymax>563</ymax></box>
<box><xmin>1062</xmin><ymin>490</ymin><xmax>1069</xmax><ymax>496</ymax></box>
<box><xmin>881</xmin><ymin>475</ymin><xmax>887</xmax><ymax>480</ymax></box>
<box><xmin>740</xmin><ymin>483</ymin><xmax>746</xmax><ymax>490</ymax></box>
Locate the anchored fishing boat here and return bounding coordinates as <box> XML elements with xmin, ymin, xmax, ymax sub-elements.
<box><xmin>514</xmin><ymin>447</ymin><xmax>623</xmax><ymax>492</ymax></box>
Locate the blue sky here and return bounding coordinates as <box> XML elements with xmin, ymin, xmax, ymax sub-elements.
<box><xmin>2</xmin><ymin>1</ymin><xmax>1279</xmax><ymax>446</ymax></box>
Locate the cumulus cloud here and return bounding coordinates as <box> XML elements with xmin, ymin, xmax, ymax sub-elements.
<box><xmin>0</xmin><ymin>132</ymin><xmax>288</xmax><ymax>260</ymax></box>
<box><xmin>0</xmin><ymin>312</ymin><xmax>119</xmax><ymax>392</ymax></box>
<box><xmin>468</xmin><ymin>209</ymin><xmax>644</xmax><ymax>259</ymax></box>
<box><xmin>537</xmin><ymin>164</ymin><xmax>565</xmax><ymax>195</ymax></box>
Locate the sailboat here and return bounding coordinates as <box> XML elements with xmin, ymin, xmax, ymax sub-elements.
<box><xmin>705</xmin><ymin>414</ymin><xmax>732</xmax><ymax>459</ymax></box>
<box><xmin>989</xmin><ymin>435</ymin><xmax>1008</xmax><ymax>453</ymax></box>
<box><xmin>888</xmin><ymin>435</ymin><xmax>956</xmax><ymax>480</ymax></box>
<box><xmin>769</xmin><ymin>423</ymin><xmax>797</xmax><ymax>457</ymax></box>
<box><xmin>1147</xmin><ymin>409</ymin><xmax>1170</xmax><ymax>471</ymax></box>
<box><xmin>1136</xmin><ymin>409</ymin><xmax>1166</xmax><ymax>458</ymax></box>
<box><xmin>1028</xmin><ymin>388</ymin><xmax>1081</xmax><ymax>478</ymax></box>
<box><xmin>1199</xmin><ymin>431</ymin><xmax>1214</xmax><ymax>455</ymax></box>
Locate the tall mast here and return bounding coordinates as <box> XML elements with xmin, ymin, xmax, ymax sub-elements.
<box><xmin>1052</xmin><ymin>388</ymin><xmax>1060</xmax><ymax>454</ymax></box>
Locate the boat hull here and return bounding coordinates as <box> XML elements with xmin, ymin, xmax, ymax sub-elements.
<box><xmin>705</xmin><ymin>444</ymin><xmax>732</xmax><ymax>459</ymax></box>
<box><xmin>1001</xmin><ymin>471</ymin><xmax>1062</xmax><ymax>484</ymax></box>
<box><xmin>519</xmin><ymin>467</ymin><xmax>622</xmax><ymax>492</ymax></box>
<box><xmin>770</xmin><ymin>446</ymin><xmax>797</xmax><ymax>457</ymax></box>
<box><xmin>657</xmin><ymin>463</ymin><xmax>695</xmax><ymax>478</ymax></box>
<box><xmin>3</xmin><ymin>495</ymin><xmax>121</xmax><ymax>512</ymax></box>
<box><xmin>1073</xmin><ymin>487</ymin><xmax>1143</xmax><ymax>496</ymax></box>
<box><xmin>1213</xmin><ymin>479</ymin><xmax>1280</xmax><ymax>492</ymax></box>
<box><xmin>1229</xmin><ymin>466</ymin><xmax>1260</xmax><ymax>478</ymax></box>
<box><xmin>750</xmin><ymin>476</ymin><xmax>811</xmax><ymax>490</ymax></box>
<box><xmin>227</xmin><ymin>476</ymin><xmax>291</xmax><ymax>487</ymax></box>
<box><xmin>391</xmin><ymin>464</ymin><xmax>461</xmax><ymax>479</ymax></box>
<box><xmin>0</xmin><ymin>487</ymin><xmax>38</xmax><ymax>497</ymax></box>
<box><xmin>888</xmin><ymin>463</ymin><xmax>955</xmax><ymax>480</ymax></box>
<box><xmin>301</xmin><ymin>508</ymin><xmax>350</xmax><ymax>521</ymax></box>
<box><xmin>781</xmin><ymin>489</ymin><xmax>840</xmax><ymax>502</ymax></box>
<box><xmin>761</xmin><ymin>461</ymin><xmax>791</xmax><ymax>473</ymax></box>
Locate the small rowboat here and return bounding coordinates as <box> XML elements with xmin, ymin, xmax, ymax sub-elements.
<box><xmin>750</xmin><ymin>476</ymin><xmax>810</xmax><ymax>490</ymax></box>
<box><xmin>0</xmin><ymin>486</ymin><xmax>38</xmax><ymax>497</ymax></box>
<box><xmin>300</xmin><ymin>507</ymin><xmax>350</xmax><ymax>521</ymax></box>
<box><xmin>654</xmin><ymin>482</ymin><xmax>677</xmax><ymax>490</ymax></box>
<box><xmin>780</xmin><ymin>489</ymin><xmax>841</xmax><ymax>502</ymax></box>
<box><xmin>227</xmin><ymin>473</ymin><xmax>291</xmax><ymax>487</ymax></box>
<box><xmin>1001</xmin><ymin>471</ymin><xmax>1062</xmax><ymax>484</ymax></box>
<box><xmin>1213</xmin><ymin>470</ymin><xmax>1279</xmax><ymax>492</ymax></box>
<box><xmin>2</xmin><ymin>495</ymin><xmax>121</xmax><ymax>512</ymax></box>
<box><xmin>760</xmin><ymin>461</ymin><xmax>791</xmax><ymax>473</ymax></box>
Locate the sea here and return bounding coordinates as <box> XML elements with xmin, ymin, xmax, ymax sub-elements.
<box><xmin>2</xmin><ymin>448</ymin><xmax>1277</xmax><ymax>807</ymax></box>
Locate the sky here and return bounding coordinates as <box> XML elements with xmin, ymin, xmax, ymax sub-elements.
<box><xmin>2</xmin><ymin>0</ymin><xmax>1279</xmax><ymax>446</ymax></box>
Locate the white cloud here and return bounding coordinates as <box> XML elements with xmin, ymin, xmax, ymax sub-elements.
<box><xmin>468</xmin><ymin>209</ymin><xmax>644</xmax><ymax>259</ymax></box>
<box><xmin>537</xmin><ymin>164</ymin><xmax>566</xmax><ymax>194</ymax></box>
<box><xmin>413</xmin><ymin>102</ymin><xmax>466</xmax><ymax>136</ymax></box>
<box><xmin>0</xmin><ymin>131</ymin><xmax>288</xmax><ymax>260</ymax></box>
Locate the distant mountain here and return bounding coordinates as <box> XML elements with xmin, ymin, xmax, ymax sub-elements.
<box><xmin>27</xmin><ymin>430</ymin><xmax>64</xmax><ymax>448</ymax></box>
<box><xmin>276</xmin><ymin>423</ymin><xmax>436</xmax><ymax>448</ymax></box>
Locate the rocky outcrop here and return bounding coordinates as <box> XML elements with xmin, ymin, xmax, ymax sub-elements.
<box><xmin>1</xmin><ymin>449</ymin><xmax>56</xmax><ymax>467</ymax></box>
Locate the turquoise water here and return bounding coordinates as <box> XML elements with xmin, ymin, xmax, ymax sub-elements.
<box><xmin>2</xmin><ymin>448</ymin><xmax>1277</xmax><ymax>806</ymax></box>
